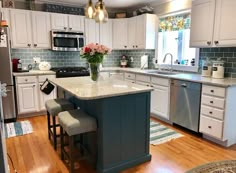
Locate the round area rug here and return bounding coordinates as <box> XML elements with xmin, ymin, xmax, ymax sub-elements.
<box><xmin>186</xmin><ymin>160</ymin><xmax>236</xmax><ymax>173</ymax></box>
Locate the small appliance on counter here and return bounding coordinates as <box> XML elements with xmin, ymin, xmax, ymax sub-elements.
<box><xmin>39</xmin><ymin>61</ymin><xmax>51</xmax><ymax>71</ymax></box>
<box><xmin>12</xmin><ymin>58</ymin><xmax>29</xmax><ymax>72</ymax></box>
<box><xmin>120</xmin><ymin>55</ymin><xmax>128</xmax><ymax>68</ymax></box>
<box><xmin>141</xmin><ymin>55</ymin><xmax>148</xmax><ymax>69</ymax></box>
<box><xmin>212</xmin><ymin>60</ymin><xmax>225</xmax><ymax>79</ymax></box>
<box><xmin>201</xmin><ymin>58</ymin><xmax>212</xmax><ymax>77</ymax></box>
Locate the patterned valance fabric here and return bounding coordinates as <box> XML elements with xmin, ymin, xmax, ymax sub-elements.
<box><xmin>159</xmin><ymin>13</ymin><xmax>191</xmax><ymax>32</ymax></box>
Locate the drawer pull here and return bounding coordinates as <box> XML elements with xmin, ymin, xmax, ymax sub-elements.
<box><xmin>132</xmin><ymin>82</ymin><xmax>135</xmax><ymax>84</ymax></box>
<box><xmin>25</xmin><ymin>79</ymin><xmax>28</xmax><ymax>82</ymax></box>
<box><xmin>211</xmin><ymin>90</ymin><xmax>214</xmax><ymax>93</ymax></box>
<box><xmin>208</xmin><ymin>126</ymin><xmax>212</xmax><ymax>129</ymax></box>
<box><xmin>210</xmin><ymin>101</ymin><xmax>214</xmax><ymax>104</ymax></box>
<box><xmin>209</xmin><ymin>111</ymin><xmax>213</xmax><ymax>114</ymax></box>
<box><xmin>146</xmin><ymin>85</ymin><xmax>150</xmax><ymax>87</ymax></box>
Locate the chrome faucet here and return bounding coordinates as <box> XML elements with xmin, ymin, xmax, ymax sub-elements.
<box><xmin>163</xmin><ymin>53</ymin><xmax>173</xmax><ymax>72</ymax></box>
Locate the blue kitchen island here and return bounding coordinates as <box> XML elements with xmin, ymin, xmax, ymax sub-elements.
<box><xmin>51</xmin><ymin>77</ymin><xmax>153</xmax><ymax>173</ymax></box>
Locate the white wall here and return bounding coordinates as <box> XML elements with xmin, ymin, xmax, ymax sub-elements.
<box><xmin>152</xmin><ymin>0</ymin><xmax>192</xmax><ymax>16</ymax></box>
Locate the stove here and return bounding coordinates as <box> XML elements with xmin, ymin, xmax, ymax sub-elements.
<box><xmin>51</xmin><ymin>67</ymin><xmax>90</xmax><ymax>78</ymax></box>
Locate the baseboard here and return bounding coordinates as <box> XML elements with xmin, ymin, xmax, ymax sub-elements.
<box><xmin>17</xmin><ymin>111</ymin><xmax>46</xmax><ymax>119</ymax></box>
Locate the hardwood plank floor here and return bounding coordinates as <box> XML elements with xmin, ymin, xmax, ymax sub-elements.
<box><xmin>6</xmin><ymin>115</ymin><xmax>236</xmax><ymax>173</ymax></box>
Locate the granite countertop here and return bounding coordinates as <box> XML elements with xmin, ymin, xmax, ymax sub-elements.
<box><xmin>13</xmin><ymin>70</ymin><xmax>56</xmax><ymax>76</ymax></box>
<box><xmin>50</xmin><ymin>76</ymin><xmax>153</xmax><ymax>100</ymax></box>
<box><xmin>101</xmin><ymin>67</ymin><xmax>236</xmax><ymax>87</ymax></box>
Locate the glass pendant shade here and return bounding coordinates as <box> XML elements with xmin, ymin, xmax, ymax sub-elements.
<box><xmin>85</xmin><ymin>0</ymin><xmax>95</xmax><ymax>19</ymax></box>
<box><xmin>94</xmin><ymin>0</ymin><xmax>108</xmax><ymax>23</ymax></box>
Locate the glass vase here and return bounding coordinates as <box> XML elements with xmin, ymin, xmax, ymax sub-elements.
<box><xmin>89</xmin><ymin>63</ymin><xmax>100</xmax><ymax>81</ymax></box>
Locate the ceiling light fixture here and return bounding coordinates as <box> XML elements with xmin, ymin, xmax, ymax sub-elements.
<box><xmin>85</xmin><ymin>0</ymin><xmax>108</xmax><ymax>23</ymax></box>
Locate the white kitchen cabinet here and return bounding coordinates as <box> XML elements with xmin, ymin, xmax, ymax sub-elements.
<box><xmin>190</xmin><ymin>0</ymin><xmax>236</xmax><ymax>47</ymax></box>
<box><xmin>51</xmin><ymin>13</ymin><xmax>68</xmax><ymax>30</ymax></box>
<box><xmin>124</xmin><ymin>72</ymin><xmax>136</xmax><ymax>83</ymax></box>
<box><xmin>128</xmin><ymin>14</ymin><xmax>157</xmax><ymax>49</ymax></box>
<box><xmin>10</xmin><ymin>9</ymin><xmax>32</xmax><ymax>48</ymax></box>
<box><xmin>17</xmin><ymin>83</ymin><xmax>39</xmax><ymax>114</ymax></box>
<box><xmin>31</xmin><ymin>11</ymin><xmax>51</xmax><ymax>48</ymax></box>
<box><xmin>109</xmin><ymin>72</ymin><xmax>124</xmax><ymax>80</ymax></box>
<box><xmin>100</xmin><ymin>19</ymin><xmax>113</xmax><ymax>47</ymax></box>
<box><xmin>112</xmin><ymin>19</ymin><xmax>128</xmax><ymax>49</ymax></box>
<box><xmin>68</xmin><ymin>15</ymin><xmax>85</xmax><ymax>32</ymax></box>
<box><xmin>85</xmin><ymin>19</ymin><xmax>100</xmax><ymax>44</ymax></box>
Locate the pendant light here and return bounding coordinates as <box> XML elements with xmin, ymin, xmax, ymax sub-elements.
<box><xmin>94</xmin><ymin>0</ymin><xmax>108</xmax><ymax>23</ymax></box>
<box><xmin>85</xmin><ymin>0</ymin><xmax>95</xmax><ymax>19</ymax></box>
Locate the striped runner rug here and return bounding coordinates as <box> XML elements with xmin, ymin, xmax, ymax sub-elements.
<box><xmin>5</xmin><ymin>120</ymin><xmax>33</xmax><ymax>138</ymax></box>
<box><xmin>150</xmin><ymin>120</ymin><xmax>183</xmax><ymax>145</ymax></box>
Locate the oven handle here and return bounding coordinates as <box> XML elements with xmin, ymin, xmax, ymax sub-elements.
<box><xmin>52</xmin><ymin>34</ymin><xmax>81</xmax><ymax>38</ymax></box>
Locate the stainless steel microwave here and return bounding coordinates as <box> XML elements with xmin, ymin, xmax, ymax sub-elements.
<box><xmin>51</xmin><ymin>30</ymin><xmax>85</xmax><ymax>51</ymax></box>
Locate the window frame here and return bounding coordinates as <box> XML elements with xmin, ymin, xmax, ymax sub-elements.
<box><xmin>155</xmin><ymin>10</ymin><xmax>200</xmax><ymax>73</ymax></box>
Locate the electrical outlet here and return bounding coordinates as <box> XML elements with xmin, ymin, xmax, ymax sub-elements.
<box><xmin>33</xmin><ymin>57</ymin><xmax>41</xmax><ymax>63</ymax></box>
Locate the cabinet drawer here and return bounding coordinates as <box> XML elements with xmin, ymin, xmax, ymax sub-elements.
<box><xmin>151</xmin><ymin>77</ymin><xmax>169</xmax><ymax>86</ymax></box>
<box><xmin>16</xmin><ymin>76</ymin><xmax>37</xmax><ymax>84</ymax></box>
<box><xmin>136</xmin><ymin>81</ymin><xmax>150</xmax><ymax>87</ymax></box>
<box><xmin>125</xmin><ymin>73</ymin><xmax>135</xmax><ymax>80</ymax></box>
<box><xmin>38</xmin><ymin>75</ymin><xmax>56</xmax><ymax>83</ymax></box>
<box><xmin>201</xmin><ymin>95</ymin><xmax>225</xmax><ymax>109</ymax></box>
<box><xmin>201</xmin><ymin>105</ymin><xmax>224</xmax><ymax>120</ymax></box>
<box><xmin>200</xmin><ymin>115</ymin><xmax>223</xmax><ymax>139</ymax></box>
<box><xmin>136</xmin><ymin>74</ymin><xmax>150</xmax><ymax>83</ymax></box>
<box><xmin>202</xmin><ymin>85</ymin><xmax>226</xmax><ymax>98</ymax></box>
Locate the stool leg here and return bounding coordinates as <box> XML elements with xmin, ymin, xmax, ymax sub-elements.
<box><xmin>60</xmin><ymin>126</ymin><xmax>64</xmax><ymax>160</ymax></box>
<box><xmin>52</xmin><ymin>116</ymin><xmax>57</xmax><ymax>150</ymax></box>
<box><xmin>80</xmin><ymin>134</ymin><xmax>84</xmax><ymax>156</ymax></box>
<box><xmin>69</xmin><ymin>136</ymin><xmax>74</xmax><ymax>173</ymax></box>
<box><xmin>47</xmin><ymin>111</ymin><xmax>51</xmax><ymax>140</ymax></box>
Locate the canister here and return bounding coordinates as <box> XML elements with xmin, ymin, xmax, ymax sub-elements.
<box><xmin>212</xmin><ymin>61</ymin><xmax>225</xmax><ymax>79</ymax></box>
<box><xmin>201</xmin><ymin>59</ymin><xmax>212</xmax><ymax>77</ymax></box>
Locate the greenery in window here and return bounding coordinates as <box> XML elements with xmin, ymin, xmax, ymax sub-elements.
<box><xmin>158</xmin><ymin>13</ymin><xmax>198</xmax><ymax>69</ymax></box>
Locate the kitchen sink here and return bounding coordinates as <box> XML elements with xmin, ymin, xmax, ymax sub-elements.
<box><xmin>144</xmin><ymin>70</ymin><xmax>177</xmax><ymax>75</ymax></box>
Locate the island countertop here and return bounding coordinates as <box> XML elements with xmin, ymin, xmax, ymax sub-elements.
<box><xmin>50</xmin><ymin>76</ymin><xmax>153</xmax><ymax>100</ymax></box>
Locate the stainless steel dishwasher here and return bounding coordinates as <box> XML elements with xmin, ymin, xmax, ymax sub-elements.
<box><xmin>170</xmin><ymin>80</ymin><xmax>201</xmax><ymax>132</ymax></box>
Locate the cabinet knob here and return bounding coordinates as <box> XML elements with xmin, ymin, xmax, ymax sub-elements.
<box><xmin>34</xmin><ymin>44</ymin><xmax>37</xmax><ymax>47</ymax></box>
<box><xmin>132</xmin><ymin>82</ymin><xmax>135</xmax><ymax>84</ymax></box>
<box><xmin>209</xmin><ymin>111</ymin><xmax>213</xmax><ymax>114</ymax></box>
<box><xmin>208</xmin><ymin>126</ymin><xmax>212</xmax><ymax>129</ymax></box>
<box><xmin>124</xmin><ymin>46</ymin><xmax>127</xmax><ymax>48</ymax></box>
<box><xmin>146</xmin><ymin>84</ymin><xmax>150</xmax><ymax>87</ymax></box>
<box><xmin>214</xmin><ymin>41</ymin><xmax>219</xmax><ymax>45</ymax></box>
<box><xmin>210</xmin><ymin>101</ymin><xmax>214</xmax><ymax>104</ymax></box>
<box><xmin>150</xmin><ymin>85</ymin><xmax>154</xmax><ymax>87</ymax></box>
<box><xmin>27</xmin><ymin>44</ymin><xmax>31</xmax><ymax>47</ymax></box>
<box><xmin>207</xmin><ymin>41</ymin><xmax>211</xmax><ymax>45</ymax></box>
<box><xmin>69</xmin><ymin>27</ymin><xmax>72</xmax><ymax>30</ymax></box>
<box><xmin>136</xmin><ymin>45</ymin><xmax>138</xmax><ymax>48</ymax></box>
<box><xmin>210</xmin><ymin>90</ymin><xmax>214</xmax><ymax>93</ymax></box>
<box><xmin>33</xmin><ymin>85</ymin><xmax>36</xmax><ymax>87</ymax></box>
<box><xmin>133</xmin><ymin>45</ymin><xmax>135</xmax><ymax>48</ymax></box>
<box><xmin>25</xmin><ymin>79</ymin><xmax>28</xmax><ymax>82</ymax></box>
<box><xmin>64</xmin><ymin>27</ymin><xmax>67</xmax><ymax>30</ymax></box>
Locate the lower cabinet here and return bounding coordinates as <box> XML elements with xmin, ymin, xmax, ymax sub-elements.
<box><xmin>109</xmin><ymin>72</ymin><xmax>124</xmax><ymax>80</ymax></box>
<box><xmin>17</xmin><ymin>83</ymin><xmax>39</xmax><ymax>114</ymax></box>
<box><xmin>16</xmin><ymin>74</ymin><xmax>57</xmax><ymax>115</ymax></box>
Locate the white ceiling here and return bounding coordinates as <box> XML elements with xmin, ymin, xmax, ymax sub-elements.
<box><xmin>34</xmin><ymin>0</ymin><xmax>171</xmax><ymax>9</ymax></box>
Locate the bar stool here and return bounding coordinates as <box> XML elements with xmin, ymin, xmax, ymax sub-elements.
<box><xmin>45</xmin><ymin>98</ymin><xmax>74</xmax><ymax>150</ymax></box>
<box><xmin>58</xmin><ymin>109</ymin><xmax>97</xmax><ymax>173</ymax></box>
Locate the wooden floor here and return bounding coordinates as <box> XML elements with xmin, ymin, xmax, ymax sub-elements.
<box><xmin>6</xmin><ymin>115</ymin><xmax>236</xmax><ymax>173</ymax></box>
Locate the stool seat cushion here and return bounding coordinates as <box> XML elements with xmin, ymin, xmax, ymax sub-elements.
<box><xmin>45</xmin><ymin>98</ymin><xmax>74</xmax><ymax>116</ymax></box>
<box><xmin>58</xmin><ymin>109</ymin><xmax>97</xmax><ymax>136</ymax></box>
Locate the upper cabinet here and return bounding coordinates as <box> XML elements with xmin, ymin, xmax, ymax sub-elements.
<box><xmin>10</xmin><ymin>9</ymin><xmax>32</xmax><ymax>48</ymax></box>
<box><xmin>1</xmin><ymin>8</ymin><xmax>10</xmax><ymax>26</ymax></box>
<box><xmin>11</xmin><ymin>9</ymin><xmax>51</xmax><ymax>49</ymax></box>
<box><xmin>113</xmin><ymin>19</ymin><xmax>128</xmax><ymax>49</ymax></box>
<box><xmin>51</xmin><ymin>13</ymin><xmax>85</xmax><ymax>32</ymax></box>
<box><xmin>31</xmin><ymin>11</ymin><xmax>51</xmax><ymax>48</ymax></box>
<box><xmin>190</xmin><ymin>0</ymin><xmax>236</xmax><ymax>47</ymax></box>
<box><xmin>51</xmin><ymin>13</ymin><xmax>68</xmax><ymax>30</ymax></box>
<box><xmin>113</xmin><ymin>14</ymin><xmax>157</xmax><ymax>50</ymax></box>
<box><xmin>99</xmin><ymin>19</ymin><xmax>113</xmax><ymax>47</ymax></box>
<box><xmin>85</xmin><ymin>19</ymin><xmax>100</xmax><ymax>44</ymax></box>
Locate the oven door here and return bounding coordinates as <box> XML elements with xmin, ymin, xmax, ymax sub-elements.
<box><xmin>52</xmin><ymin>34</ymin><xmax>83</xmax><ymax>51</ymax></box>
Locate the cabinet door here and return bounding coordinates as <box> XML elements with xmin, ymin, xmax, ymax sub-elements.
<box><xmin>10</xmin><ymin>9</ymin><xmax>32</xmax><ymax>48</ymax></box>
<box><xmin>100</xmin><ymin>19</ymin><xmax>112</xmax><ymax>48</ymax></box>
<box><xmin>17</xmin><ymin>84</ymin><xmax>39</xmax><ymax>114</ymax></box>
<box><xmin>68</xmin><ymin>15</ymin><xmax>85</xmax><ymax>32</ymax></box>
<box><xmin>109</xmin><ymin>72</ymin><xmax>124</xmax><ymax>80</ymax></box>
<box><xmin>128</xmin><ymin>17</ymin><xmax>136</xmax><ymax>49</ymax></box>
<box><xmin>136</xmin><ymin>15</ymin><xmax>146</xmax><ymax>49</ymax></box>
<box><xmin>31</xmin><ymin>11</ymin><xmax>51</xmax><ymax>48</ymax></box>
<box><xmin>39</xmin><ymin>83</ymin><xmax>57</xmax><ymax>110</ymax></box>
<box><xmin>85</xmin><ymin>19</ymin><xmax>100</xmax><ymax>44</ymax></box>
<box><xmin>190</xmin><ymin>0</ymin><xmax>215</xmax><ymax>47</ymax></box>
<box><xmin>214</xmin><ymin>0</ymin><xmax>236</xmax><ymax>46</ymax></box>
<box><xmin>112</xmin><ymin>19</ymin><xmax>128</xmax><ymax>49</ymax></box>
<box><xmin>151</xmin><ymin>84</ymin><xmax>169</xmax><ymax>119</ymax></box>
<box><xmin>51</xmin><ymin>13</ymin><xmax>68</xmax><ymax>30</ymax></box>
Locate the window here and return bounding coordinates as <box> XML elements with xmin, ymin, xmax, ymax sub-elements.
<box><xmin>157</xmin><ymin>12</ymin><xmax>199</xmax><ymax>72</ymax></box>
